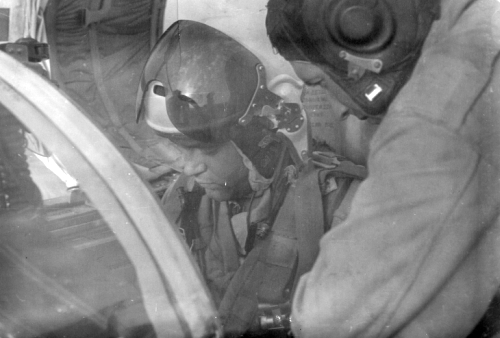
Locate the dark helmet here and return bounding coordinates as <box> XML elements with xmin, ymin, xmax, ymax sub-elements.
<box><xmin>266</xmin><ymin>0</ymin><xmax>440</xmax><ymax>119</ymax></box>
<box><xmin>137</xmin><ymin>20</ymin><xmax>308</xmax><ymax>178</ymax></box>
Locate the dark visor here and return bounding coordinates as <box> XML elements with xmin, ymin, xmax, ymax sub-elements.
<box><xmin>138</xmin><ymin>20</ymin><xmax>261</xmax><ymax>144</ymax></box>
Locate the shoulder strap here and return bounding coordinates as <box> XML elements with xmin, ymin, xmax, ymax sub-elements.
<box><xmin>219</xmin><ymin>157</ymin><xmax>367</xmax><ymax>335</ymax></box>
<box><xmin>218</xmin><ymin>162</ymin><xmax>325</xmax><ymax>334</ymax></box>
<box><xmin>294</xmin><ymin>161</ymin><xmax>326</xmax><ymax>280</ymax></box>
<box><xmin>312</xmin><ymin>151</ymin><xmax>367</xmax><ymax>229</ymax></box>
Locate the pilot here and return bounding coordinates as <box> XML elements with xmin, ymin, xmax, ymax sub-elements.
<box><xmin>136</xmin><ymin>17</ymin><xmax>366</xmax><ymax>336</ymax></box>
<box><xmin>266</xmin><ymin>0</ymin><xmax>500</xmax><ymax>337</ymax></box>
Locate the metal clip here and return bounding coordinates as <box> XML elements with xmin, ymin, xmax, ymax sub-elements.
<box><xmin>339</xmin><ymin>50</ymin><xmax>383</xmax><ymax>74</ymax></box>
<box><xmin>256</xmin><ymin>222</ymin><xmax>270</xmax><ymax>239</ymax></box>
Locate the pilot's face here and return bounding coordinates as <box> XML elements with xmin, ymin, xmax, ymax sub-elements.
<box><xmin>173</xmin><ymin>138</ymin><xmax>252</xmax><ymax>202</ymax></box>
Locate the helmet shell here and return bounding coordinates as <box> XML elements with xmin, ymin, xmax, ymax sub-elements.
<box><xmin>139</xmin><ymin>0</ymin><xmax>309</xmax><ymax>162</ymax></box>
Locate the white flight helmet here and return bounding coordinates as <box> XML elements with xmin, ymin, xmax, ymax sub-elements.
<box><xmin>136</xmin><ymin>0</ymin><xmax>309</xmax><ymax>178</ymax></box>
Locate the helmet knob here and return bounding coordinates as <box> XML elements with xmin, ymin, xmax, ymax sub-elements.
<box><xmin>337</xmin><ymin>6</ymin><xmax>379</xmax><ymax>42</ymax></box>
<box><xmin>328</xmin><ymin>0</ymin><xmax>394</xmax><ymax>52</ymax></box>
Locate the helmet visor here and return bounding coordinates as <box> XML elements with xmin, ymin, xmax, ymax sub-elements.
<box><xmin>139</xmin><ymin>20</ymin><xmax>261</xmax><ymax>144</ymax></box>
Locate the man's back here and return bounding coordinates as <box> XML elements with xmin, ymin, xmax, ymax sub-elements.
<box><xmin>291</xmin><ymin>0</ymin><xmax>500</xmax><ymax>336</ymax></box>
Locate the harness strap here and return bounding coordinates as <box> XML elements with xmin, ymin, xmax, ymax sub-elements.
<box><xmin>219</xmin><ymin>156</ymin><xmax>368</xmax><ymax>334</ymax></box>
<box><xmin>294</xmin><ymin>160</ymin><xmax>326</xmax><ymax>281</ymax></box>
<box><xmin>219</xmin><ymin>162</ymin><xmax>324</xmax><ymax>334</ymax></box>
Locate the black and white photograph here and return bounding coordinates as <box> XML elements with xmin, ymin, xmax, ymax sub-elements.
<box><xmin>0</xmin><ymin>0</ymin><xmax>499</xmax><ymax>337</ymax></box>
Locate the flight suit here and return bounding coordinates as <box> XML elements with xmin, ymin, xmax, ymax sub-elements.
<box><xmin>291</xmin><ymin>0</ymin><xmax>500</xmax><ymax>337</ymax></box>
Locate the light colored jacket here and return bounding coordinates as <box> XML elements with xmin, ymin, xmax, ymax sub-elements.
<box><xmin>291</xmin><ymin>0</ymin><xmax>500</xmax><ymax>337</ymax></box>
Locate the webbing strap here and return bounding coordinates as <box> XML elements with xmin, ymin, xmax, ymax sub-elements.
<box><xmin>219</xmin><ymin>159</ymin><xmax>367</xmax><ymax>335</ymax></box>
<box><xmin>218</xmin><ymin>245</ymin><xmax>265</xmax><ymax>334</ymax></box>
<box><xmin>294</xmin><ymin>161</ymin><xmax>325</xmax><ymax>280</ymax></box>
<box><xmin>219</xmin><ymin>162</ymin><xmax>325</xmax><ymax>334</ymax></box>
<box><xmin>87</xmin><ymin>0</ymin><xmax>155</xmax><ymax>159</ymax></box>
<box><xmin>44</xmin><ymin>0</ymin><xmax>108</xmax><ymax>128</ymax></box>
<box><xmin>87</xmin><ymin>2</ymin><xmax>136</xmax><ymax>144</ymax></box>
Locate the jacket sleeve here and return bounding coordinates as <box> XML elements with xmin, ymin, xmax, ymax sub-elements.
<box><xmin>291</xmin><ymin>1</ymin><xmax>500</xmax><ymax>337</ymax></box>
